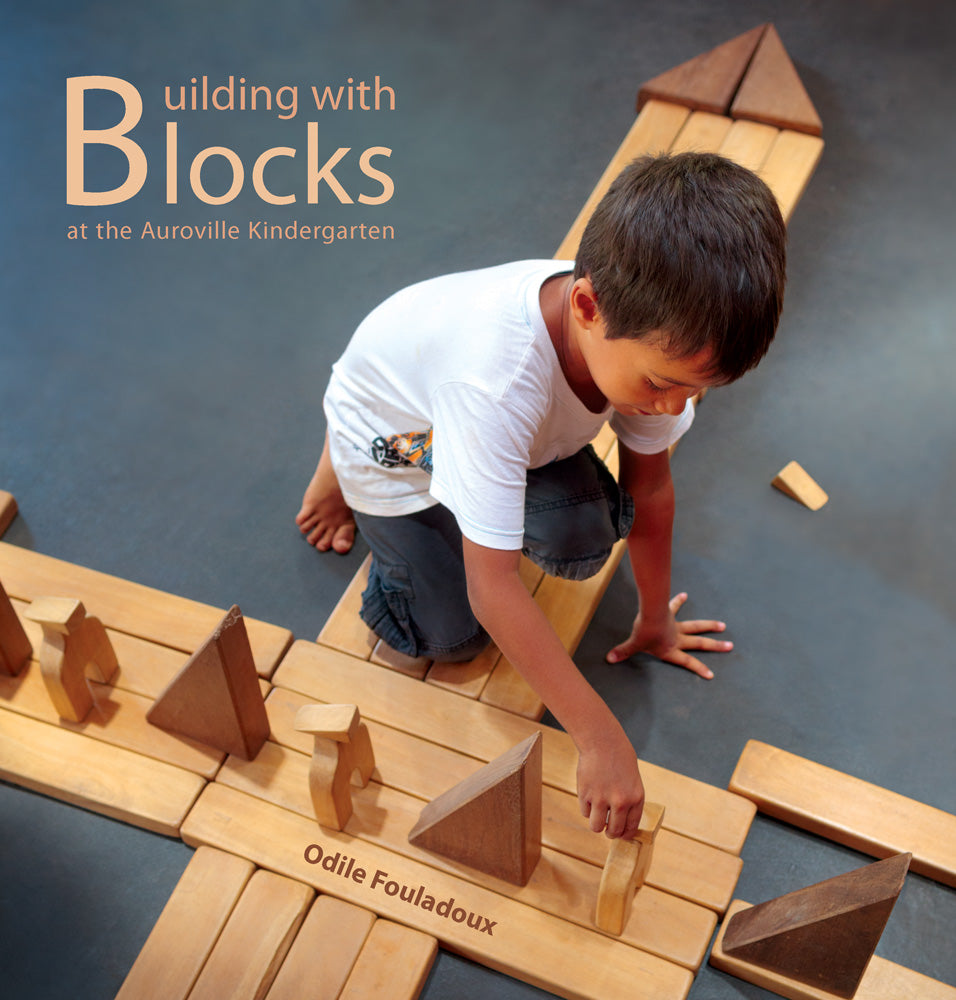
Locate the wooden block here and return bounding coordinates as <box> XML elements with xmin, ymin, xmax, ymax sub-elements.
<box><xmin>669</xmin><ymin>110</ymin><xmax>735</xmax><ymax>154</ymax></box>
<box><xmin>188</xmin><ymin>868</ymin><xmax>314</xmax><ymax>1000</ymax></box>
<box><xmin>0</xmin><ymin>578</ymin><xmax>31</xmax><ymax>676</ymax></box>
<box><xmin>295</xmin><ymin>704</ymin><xmax>375</xmax><ymax>831</ymax></box>
<box><xmin>181</xmin><ymin>783</ymin><xmax>696</xmax><ymax>1000</ymax></box>
<box><xmin>272</xmin><ymin>641</ymin><xmax>756</xmax><ymax>855</ymax></box>
<box><xmin>0</xmin><ymin>540</ymin><xmax>291</xmax><ymax>678</ymax></box>
<box><xmin>717</xmin><ymin>118</ymin><xmax>781</xmax><ymax>172</ymax></box>
<box><xmin>479</xmin><ymin>657</ymin><xmax>546</xmax><ymax>720</ymax></box>
<box><xmin>295</xmin><ymin>702</ymin><xmax>359</xmax><ymax>741</ymax></box>
<box><xmin>147</xmin><ymin>605</ymin><xmax>270</xmax><ymax>760</ymax></box>
<box><xmin>711</xmin><ymin>898</ymin><xmax>956</xmax><ymax>1000</ymax></box>
<box><xmin>595</xmin><ymin>804</ymin><xmax>665</xmax><ymax>935</ymax></box>
<box><xmin>370</xmin><ymin>638</ymin><xmax>431</xmax><ymax>679</ymax></box>
<box><xmin>0</xmin><ymin>490</ymin><xmax>17</xmax><ymax>537</ymax></box>
<box><xmin>729</xmin><ymin>740</ymin><xmax>956</xmax><ymax>887</ymax></box>
<box><xmin>0</xmin><ymin>708</ymin><xmax>204</xmax><ymax>835</ymax></box>
<box><xmin>24</xmin><ymin>597</ymin><xmax>118</xmax><ymax>721</ymax></box>
<box><xmin>115</xmin><ymin>847</ymin><xmax>255</xmax><ymax>1000</ymax></box>
<box><xmin>772</xmin><ymin>460</ymin><xmax>828</xmax><ymax>510</ymax></box>
<box><xmin>731</xmin><ymin>24</ymin><xmax>823</xmax><ymax>136</ymax></box>
<box><xmin>637</xmin><ymin>24</ymin><xmax>767</xmax><ymax>114</ymax></box>
<box><xmin>215</xmin><ymin>742</ymin><xmax>717</xmax><ymax>971</ymax></box>
<box><xmin>554</xmin><ymin>100</ymin><xmax>691</xmax><ymax>261</ymax></box>
<box><xmin>264</xmin><ymin>895</ymin><xmax>376</xmax><ymax>1000</ymax></box>
<box><xmin>425</xmin><ymin>642</ymin><xmax>500</xmax><ymax>699</ymax></box>
<box><xmin>338</xmin><ymin>920</ymin><xmax>438</xmax><ymax>1000</ymax></box>
<box><xmin>759</xmin><ymin>130</ymin><xmax>825</xmax><ymax>224</ymax></box>
<box><xmin>317</xmin><ymin>553</ymin><xmax>375</xmax><ymax>658</ymax></box>
<box><xmin>409</xmin><ymin>733</ymin><xmax>542</xmax><ymax>886</ymax></box>
<box><xmin>0</xmin><ymin>660</ymin><xmax>224</xmax><ymax>778</ymax></box>
<box><xmin>723</xmin><ymin>853</ymin><xmax>910</xmax><ymax>998</ymax></box>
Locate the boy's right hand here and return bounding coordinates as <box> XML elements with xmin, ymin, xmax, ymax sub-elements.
<box><xmin>576</xmin><ymin>727</ymin><xmax>645</xmax><ymax>839</ymax></box>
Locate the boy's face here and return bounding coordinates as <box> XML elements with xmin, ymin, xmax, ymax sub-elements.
<box><xmin>579</xmin><ymin>326</ymin><xmax>720</xmax><ymax>417</ymax></box>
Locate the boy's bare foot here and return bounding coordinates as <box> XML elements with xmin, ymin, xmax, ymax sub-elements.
<box><xmin>295</xmin><ymin>435</ymin><xmax>356</xmax><ymax>553</ymax></box>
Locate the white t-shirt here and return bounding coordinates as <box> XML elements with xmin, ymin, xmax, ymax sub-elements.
<box><xmin>324</xmin><ymin>260</ymin><xmax>693</xmax><ymax>549</ymax></box>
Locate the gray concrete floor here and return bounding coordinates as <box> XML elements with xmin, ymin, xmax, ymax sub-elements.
<box><xmin>2</xmin><ymin>2</ymin><xmax>954</xmax><ymax>997</ymax></box>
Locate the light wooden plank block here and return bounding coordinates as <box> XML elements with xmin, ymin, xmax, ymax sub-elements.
<box><xmin>0</xmin><ymin>541</ymin><xmax>291</xmax><ymax>678</ymax></box>
<box><xmin>729</xmin><ymin>740</ymin><xmax>956</xmax><ymax>888</ymax></box>
<box><xmin>555</xmin><ymin>100</ymin><xmax>691</xmax><ymax>261</ymax></box>
<box><xmin>710</xmin><ymin>899</ymin><xmax>956</xmax><ymax>1000</ymax></box>
<box><xmin>370</xmin><ymin>638</ymin><xmax>431</xmax><ymax>679</ymax></box>
<box><xmin>758</xmin><ymin>129</ymin><xmax>825</xmax><ymax>224</ymax></box>
<box><xmin>0</xmin><ymin>660</ymin><xmax>224</xmax><ymax>778</ymax></box>
<box><xmin>0</xmin><ymin>490</ymin><xmax>18</xmax><ymax>537</ymax></box>
<box><xmin>181</xmin><ymin>783</ymin><xmax>695</xmax><ymax>1000</ymax></box>
<box><xmin>338</xmin><ymin>920</ymin><xmax>438</xmax><ymax>1000</ymax></box>
<box><xmin>188</xmin><ymin>869</ymin><xmax>314</xmax><ymax>1000</ymax></box>
<box><xmin>717</xmin><ymin>118</ymin><xmax>781</xmax><ymax>172</ymax></box>
<box><xmin>669</xmin><ymin>110</ymin><xmax>735</xmax><ymax>153</ymax></box>
<box><xmin>272</xmin><ymin>641</ymin><xmax>755</xmax><ymax>854</ymax></box>
<box><xmin>317</xmin><ymin>553</ymin><xmax>375</xmax><ymax>658</ymax></box>
<box><xmin>0</xmin><ymin>708</ymin><xmax>204</xmax><ymax>835</ymax></box>
<box><xmin>115</xmin><ymin>847</ymin><xmax>255</xmax><ymax>1000</ymax></box>
<box><xmin>265</xmin><ymin>895</ymin><xmax>376</xmax><ymax>1000</ymax></box>
<box><xmin>262</xmin><ymin>690</ymin><xmax>743</xmax><ymax>913</ymax></box>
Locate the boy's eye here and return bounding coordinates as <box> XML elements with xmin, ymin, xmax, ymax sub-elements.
<box><xmin>646</xmin><ymin>379</ymin><xmax>668</xmax><ymax>393</ymax></box>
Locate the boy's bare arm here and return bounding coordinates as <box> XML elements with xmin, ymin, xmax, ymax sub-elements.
<box><xmin>462</xmin><ymin>538</ymin><xmax>645</xmax><ymax>839</ymax></box>
<box><xmin>609</xmin><ymin>444</ymin><xmax>732</xmax><ymax>678</ymax></box>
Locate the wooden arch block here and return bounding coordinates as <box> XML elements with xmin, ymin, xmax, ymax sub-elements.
<box><xmin>722</xmin><ymin>852</ymin><xmax>911</xmax><ymax>998</ymax></box>
<box><xmin>295</xmin><ymin>703</ymin><xmax>375</xmax><ymax>830</ymax></box>
<box><xmin>0</xmin><ymin>578</ymin><xmax>31</xmax><ymax>676</ymax></box>
<box><xmin>24</xmin><ymin>596</ymin><xmax>118</xmax><ymax>721</ymax></box>
<box><xmin>731</xmin><ymin>24</ymin><xmax>823</xmax><ymax>135</ymax></box>
<box><xmin>147</xmin><ymin>605</ymin><xmax>269</xmax><ymax>759</ymax></box>
<box><xmin>772</xmin><ymin>460</ymin><xmax>828</xmax><ymax>510</ymax></box>
<box><xmin>595</xmin><ymin>803</ymin><xmax>664</xmax><ymax>935</ymax></box>
<box><xmin>637</xmin><ymin>24</ymin><xmax>766</xmax><ymax>114</ymax></box>
<box><xmin>408</xmin><ymin>732</ymin><xmax>542</xmax><ymax>886</ymax></box>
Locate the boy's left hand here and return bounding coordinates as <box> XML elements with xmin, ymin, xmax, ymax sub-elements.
<box><xmin>605</xmin><ymin>592</ymin><xmax>732</xmax><ymax>679</ymax></box>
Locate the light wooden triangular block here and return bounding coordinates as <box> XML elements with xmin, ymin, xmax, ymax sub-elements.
<box><xmin>637</xmin><ymin>24</ymin><xmax>766</xmax><ymax>114</ymax></box>
<box><xmin>722</xmin><ymin>852</ymin><xmax>911</xmax><ymax>998</ymax></box>
<box><xmin>408</xmin><ymin>732</ymin><xmax>542</xmax><ymax>886</ymax></box>
<box><xmin>147</xmin><ymin>604</ymin><xmax>269</xmax><ymax>759</ymax></box>
<box><xmin>772</xmin><ymin>460</ymin><xmax>828</xmax><ymax>510</ymax></box>
<box><xmin>731</xmin><ymin>24</ymin><xmax>822</xmax><ymax>135</ymax></box>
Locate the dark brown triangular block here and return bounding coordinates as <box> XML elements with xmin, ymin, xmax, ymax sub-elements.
<box><xmin>0</xmin><ymin>578</ymin><xmax>31</xmax><ymax>676</ymax></box>
<box><xmin>731</xmin><ymin>24</ymin><xmax>822</xmax><ymax>135</ymax></box>
<box><xmin>637</xmin><ymin>24</ymin><xmax>766</xmax><ymax>114</ymax></box>
<box><xmin>722</xmin><ymin>852</ymin><xmax>911</xmax><ymax>998</ymax></box>
<box><xmin>147</xmin><ymin>605</ymin><xmax>269</xmax><ymax>759</ymax></box>
<box><xmin>408</xmin><ymin>732</ymin><xmax>542</xmax><ymax>886</ymax></box>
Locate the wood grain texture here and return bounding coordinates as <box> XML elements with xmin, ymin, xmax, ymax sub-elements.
<box><xmin>711</xmin><ymin>899</ymin><xmax>956</xmax><ymax>1000</ymax></box>
<box><xmin>758</xmin><ymin>129</ymin><xmax>825</xmax><ymax>223</ymax></box>
<box><xmin>181</xmin><ymin>782</ymin><xmax>696</xmax><ymax>1000</ymax></box>
<box><xmin>115</xmin><ymin>847</ymin><xmax>255</xmax><ymax>1000</ymax></box>
<box><xmin>338</xmin><ymin>920</ymin><xmax>438</xmax><ymax>1000</ymax></box>
<box><xmin>0</xmin><ymin>541</ymin><xmax>291</xmax><ymax>678</ymax></box>
<box><xmin>729</xmin><ymin>740</ymin><xmax>956</xmax><ymax>887</ymax></box>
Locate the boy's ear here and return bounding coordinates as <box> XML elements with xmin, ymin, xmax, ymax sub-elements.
<box><xmin>569</xmin><ymin>277</ymin><xmax>602</xmax><ymax>329</ymax></box>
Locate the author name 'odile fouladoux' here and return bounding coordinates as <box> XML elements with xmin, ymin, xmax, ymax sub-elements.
<box><xmin>65</xmin><ymin>76</ymin><xmax>395</xmax><ymax>207</ymax></box>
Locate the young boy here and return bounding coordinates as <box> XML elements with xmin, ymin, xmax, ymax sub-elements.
<box><xmin>297</xmin><ymin>152</ymin><xmax>787</xmax><ymax>841</ymax></box>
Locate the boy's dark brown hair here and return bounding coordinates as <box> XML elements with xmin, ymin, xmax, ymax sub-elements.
<box><xmin>573</xmin><ymin>152</ymin><xmax>787</xmax><ymax>382</ymax></box>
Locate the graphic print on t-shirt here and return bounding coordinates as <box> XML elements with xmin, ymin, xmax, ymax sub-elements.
<box><xmin>370</xmin><ymin>428</ymin><xmax>433</xmax><ymax>474</ymax></box>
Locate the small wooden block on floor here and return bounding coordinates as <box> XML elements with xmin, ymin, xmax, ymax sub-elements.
<box><xmin>711</xmin><ymin>899</ymin><xmax>956</xmax><ymax>1000</ymax></box>
<box><xmin>729</xmin><ymin>740</ymin><xmax>956</xmax><ymax>888</ymax></box>
<box><xmin>187</xmin><ymin>868</ymin><xmax>314</xmax><ymax>1000</ymax></box>
<box><xmin>115</xmin><ymin>847</ymin><xmax>255</xmax><ymax>1000</ymax></box>
<box><xmin>772</xmin><ymin>460</ymin><xmax>828</xmax><ymax>510</ymax></box>
<box><xmin>338</xmin><ymin>919</ymin><xmax>438</xmax><ymax>1000</ymax></box>
<box><xmin>264</xmin><ymin>895</ymin><xmax>376</xmax><ymax>1000</ymax></box>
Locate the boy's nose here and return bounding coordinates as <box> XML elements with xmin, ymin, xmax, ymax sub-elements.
<box><xmin>655</xmin><ymin>393</ymin><xmax>686</xmax><ymax>416</ymax></box>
